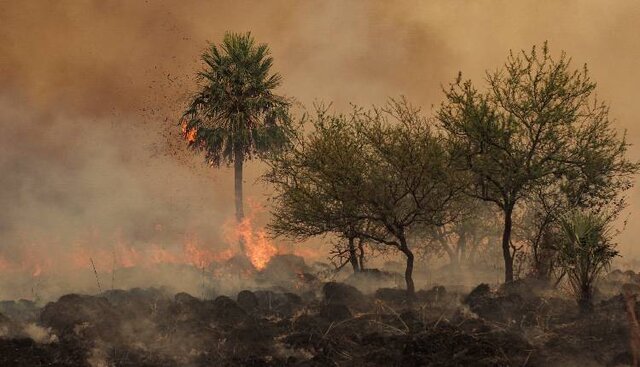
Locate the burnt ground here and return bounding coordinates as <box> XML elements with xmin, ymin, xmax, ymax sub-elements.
<box><xmin>0</xmin><ymin>268</ymin><xmax>638</xmax><ymax>366</ymax></box>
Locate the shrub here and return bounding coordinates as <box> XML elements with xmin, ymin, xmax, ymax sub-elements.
<box><xmin>555</xmin><ymin>210</ymin><xmax>618</xmax><ymax>312</ymax></box>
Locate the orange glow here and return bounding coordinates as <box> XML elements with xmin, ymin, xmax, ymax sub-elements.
<box><xmin>183</xmin><ymin>236</ymin><xmax>234</xmax><ymax>268</ymax></box>
<box><xmin>31</xmin><ymin>264</ymin><xmax>42</xmax><ymax>277</ymax></box>
<box><xmin>114</xmin><ymin>243</ymin><xmax>141</xmax><ymax>268</ymax></box>
<box><xmin>241</xmin><ymin>220</ymin><xmax>278</xmax><ymax>270</ymax></box>
<box><xmin>291</xmin><ymin>246</ymin><xmax>323</xmax><ymax>260</ymax></box>
<box><xmin>181</xmin><ymin>120</ymin><xmax>197</xmax><ymax>144</ymax></box>
<box><xmin>223</xmin><ymin>199</ymin><xmax>279</xmax><ymax>270</ymax></box>
<box><xmin>148</xmin><ymin>244</ymin><xmax>181</xmax><ymax>265</ymax></box>
<box><xmin>0</xmin><ymin>256</ymin><xmax>10</xmax><ymax>272</ymax></box>
<box><xmin>0</xmin><ymin>200</ymin><xmax>321</xmax><ymax>279</ymax></box>
<box><xmin>17</xmin><ymin>245</ymin><xmax>53</xmax><ymax>278</ymax></box>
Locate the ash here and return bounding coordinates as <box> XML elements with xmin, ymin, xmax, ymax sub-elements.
<box><xmin>0</xmin><ymin>257</ymin><xmax>638</xmax><ymax>367</ymax></box>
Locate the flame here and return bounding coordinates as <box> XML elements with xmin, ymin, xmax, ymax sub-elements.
<box><xmin>183</xmin><ymin>237</ymin><xmax>234</xmax><ymax>268</ymax></box>
<box><xmin>147</xmin><ymin>244</ymin><xmax>180</xmax><ymax>265</ymax></box>
<box><xmin>18</xmin><ymin>245</ymin><xmax>52</xmax><ymax>278</ymax></box>
<box><xmin>181</xmin><ymin>120</ymin><xmax>197</xmax><ymax>144</ymax></box>
<box><xmin>32</xmin><ymin>264</ymin><xmax>42</xmax><ymax>277</ymax></box>
<box><xmin>240</xmin><ymin>220</ymin><xmax>278</xmax><ymax>270</ymax></box>
<box><xmin>223</xmin><ymin>199</ymin><xmax>278</xmax><ymax>270</ymax></box>
<box><xmin>114</xmin><ymin>243</ymin><xmax>141</xmax><ymax>268</ymax></box>
<box><xmin>0</xmin><ymin>199</ymin><xmax>321</xmax><ymax>282</ymax></box>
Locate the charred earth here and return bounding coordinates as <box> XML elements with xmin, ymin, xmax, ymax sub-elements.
<box><xmin>0</xmin><ymin>257</ymin><xmax>638</xmax><ymax>366</ymax></box>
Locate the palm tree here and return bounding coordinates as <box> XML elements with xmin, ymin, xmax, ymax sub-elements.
<box><xmin>556</xmin><ymin>210</ymin><xmax>618</xmax><ymax>312</ymax></box>
<box><xmin>182</xmin><ymin>32</ymin><xmax>291</xmax><ymax>252</ymax></box>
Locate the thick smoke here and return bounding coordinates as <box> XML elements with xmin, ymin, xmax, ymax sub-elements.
<box><xmin>1</xmin><ymin>0</ymin><xmax>639</xmax><ymax>299</ymax></box>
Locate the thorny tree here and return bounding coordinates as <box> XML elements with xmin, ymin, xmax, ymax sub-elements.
<box><xmin>520</xmin><ymin>137</ymin><xmax>636</xmax><ymax>280</ymax></box>
<box><xmin>265</xmin><ymin>106</ymin><xmax>372</xmax><ymax>273</ymax></box>
<box><xmin>182</xmin><ymin>32</ymin><xmax>291</xmax><ymax>251</ymax></box>
<box><xmin>266</xmin><ymin>99</ymin><xmax>465</xmax><ymax>298</ymax></box>
<box><xmin>438</xmin><ymin>43</ymin><xmax>638</xmax><ymax>283</ymax></box>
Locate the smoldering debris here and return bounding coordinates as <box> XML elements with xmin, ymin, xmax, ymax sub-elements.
<box><xmin>0</xmin><ymin>263</ymin><xmax>639</xmax><ymax>366</ymax></box>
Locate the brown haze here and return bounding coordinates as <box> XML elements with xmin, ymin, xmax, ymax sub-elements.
<box><xmin>1</xmin><ymin>0</ymin><xmax>639</xmax><ymax>298</ymax></box>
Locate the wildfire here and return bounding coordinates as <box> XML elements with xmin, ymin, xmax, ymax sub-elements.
<box><xmin>181</xmin><ymin>120</ymin><xmax>197</xmax><ymax>144</ymax></box>
<box><xmin>0</xmin><ymin>200</ymin><xmax>320</xmax><ymax>282</ymax></box>
<box><xmin>183</xmin><ymin>237</ymin><xmax>234</xmax><ymax>268</ymax></box>
<box><xmin>31</xmin><ymin>264</ymin><xmax>42</xmax><ymax>278</ymax></box>
<box><xmin>147</xmin><ymin>244</ymin><xmax>182</xmax><ymax>265</ymax></box>
<box><xmin>223</xmin><ymin>199</ymin><xmax>279</xmax><ymax>270</ymax></box>
<box><xmin>239</xmin><ymin>219</ymin><xmax>278</xmax><ymax>270</ymax></box>
<box><xmin>114</xmin><ymin>243</ymin><xmax>141</xmax><ymax>268</ymax></box>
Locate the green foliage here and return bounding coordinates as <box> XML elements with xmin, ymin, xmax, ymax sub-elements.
<box><xmin>439</xmin><ymin>42</ymin><xmax>635</xmax><ymax>209</ymax></box>
<box><xmin>354</xmin><ymin>99</ymin><xmax>464</xmax><ymax>235</ymax></box>
<box><xmin>265</xmin><ymin>98</ymin><xmax>466</xmax><ymax>295</ymax></box>
<box><xmin>267</xmin><ymin>99</ymin><xmax>463</xmax><ymax>242</ymax></box>
<box><xmin>438</xmin><ymin>42</ymin><xmax>638</xmax><ymax>282</ymax></box>
<box><xmin>555</xmin><ymin>210</ymin><xmax>618</xmax><ymax>311</ymax></box>
<box><xmin>265</xmin><ymin>104</ymin><xmax>366</xmax><ymax>240</ymax></box>
<box><xmin>182</xmin><ymin>32</ymin><xmax>291</xmax><ymax>166</ymax></box>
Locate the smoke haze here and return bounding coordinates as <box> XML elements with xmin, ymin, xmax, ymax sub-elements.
<box><xmin>1</xmin><ymin>0</ymin><xmax>639</xmax><ymax>298</ymax></box>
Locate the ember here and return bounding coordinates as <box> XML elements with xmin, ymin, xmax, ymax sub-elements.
<box><xmin>181</xmin><ymin>120</ymin><xmax>197</xmax><ymax>144</ymax></box>
<box><xmin>2</xmin><ymin>2</ymin><xmax>640</xmax><ymax>366</ymax></box>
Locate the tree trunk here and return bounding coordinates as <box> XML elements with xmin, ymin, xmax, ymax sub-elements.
<box><xmin>457</xmin><ymin>230</ymin><xmax>467</xmax><ymax>265</ymax></box>
<box><xmin>502</xmin><ymin>205</ymin><xmax>514</xmax><ymax>283</ymax></box>
<box><xmin>436</xmin><ymin>231</ymin><xmax>457</xmax><ymax>267</ymax></box>
<box><xmin>234</xmin><ymin>148</ymin><xmax>245</xmax><ymax>252</ymax></box>
<box><xmin>357</xmin><ymin>238</ymin><xmax>365</xmax><ymax>271</ymax></box>
<box><xmin>399</xmin><ymin>241</ymin><xmax>415</xmax><ymax>299</ymax></box>
<box><xmin>442</xmin><ymin>241</ymin><xmax>457</xmax><ymax>266</ymax></box>
<box><xmin>467</xmin><ymin>236</ymin><xmax>483</xmax><ymax>265</ymax></box>
<box><xmin>347</xmin><ymin>237</ymin><xmax>360</xmax><ymax>273</ymax></box>
<box><xmin>578</xmin><ymin>283</ymin><xmax>593</xmax><ymax>313</ymax></box>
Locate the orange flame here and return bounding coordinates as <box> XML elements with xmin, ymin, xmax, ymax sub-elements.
<box><xmin>31</xmin><ymin>264</ymin><xmax>42</xmax><ymax>277</ymax></box>
<box><xmin>240</xmin><ymin>219</ymin><xmax>278</xmax><ymax>270</ymax></box>
<box><xmin>183</xmin><ymin>236</ymin><xmax>234</xmax><ymax>268</ymax></box>
<box><xmin>148</xmin><ymin>244</ymin><xmax>181</xmax><ymax>265</ymax></box>
<box><xmin>181</xmin><ymin>120</ymin><xmax>197</xmax><ymax>144</ymax></box>
<box><xmin>114</xmin><ymin>242</ymin><xmax>141</xmax><ymax>268</ymax></box>
<box><xmin>223</xmin><ymin>199</ymin><xmax>279</xmax><ymax>270</ymax></box>
<box><xmin>0</xmin><ymin>200</ymin><xmax>323</xmax><ymax>281</ymax></box>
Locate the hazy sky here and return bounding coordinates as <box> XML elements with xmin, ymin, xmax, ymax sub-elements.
<box><xmin>1</xmin><ymin>0</ymin><xmax>639</xmax><ymax>266</ymax></box>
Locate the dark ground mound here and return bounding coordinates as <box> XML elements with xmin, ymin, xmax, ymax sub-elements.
<box><xmin>0</xmin><ymin>273</ymin><xmax>637</xmax><ymax>366</ymax></box>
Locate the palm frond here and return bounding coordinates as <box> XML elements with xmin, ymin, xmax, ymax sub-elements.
<box><xmin>181</xmin><ymin>31</ymin><xmax>291</xmax><ymax>167</ymax></box>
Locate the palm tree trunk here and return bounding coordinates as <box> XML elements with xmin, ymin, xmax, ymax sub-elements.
<box><xmin>234</xmin><ymin>148</ymin><xmax>245</xmax><ymax>252</ymax></box>
<box><xmin>578</xmin><ymin>283</ymin><xmax>593</xmax><ymax>313</ymax></box>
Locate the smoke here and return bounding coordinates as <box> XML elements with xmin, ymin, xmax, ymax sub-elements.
<box><xmin>22</xmin><ymin>323</ymin><xmax>57</xmax><ymax>344</ymax></box>
<box><xmin>1</xmin><ymin>0</ymin><xmax>640</xmax><ymax>299</ymax></box>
